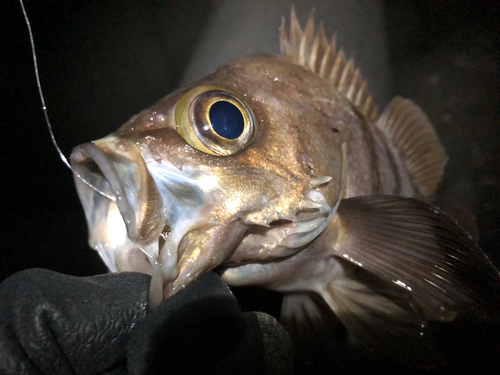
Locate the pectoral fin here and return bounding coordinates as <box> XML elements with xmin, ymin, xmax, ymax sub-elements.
<box><xmin>281</xmin><ymin>292</ymin><xmax>340</xmax><ymax>351</ymax></box>
<box><xmin>281</xmin><ymin>259</ymin><xmax>439</xmax><ymax>367</ymax></box>
<box><xmin>282</xmin><ymin>195</ymin><xmax>500</xmax><ymax>367</ymax></box>
<box><xmin>335</xmin><ymin>195</ymin><xmax>500</xmax><ymax>321</ymax></box>
<box><xmin>321</xmin><ymin>259</ymin><xmax>439</xmax><ymax>367</ymax></box>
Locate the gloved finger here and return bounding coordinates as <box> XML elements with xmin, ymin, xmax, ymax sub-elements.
<box><xmin>0</xmin><ymin>268</ymin><xmax>151</xmax><ymax>375</ymax></box>
<box><xmin>127</xmin><ymin>272</ymin><xmax>246</xmax><ymax>375</ymax></box>
<box><xmin>127</xmin><ymin>272</ymin><xmax>293</xmax><ymax>375</ymax></box>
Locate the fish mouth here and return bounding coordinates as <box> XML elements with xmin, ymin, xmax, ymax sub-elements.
<box><xmin>71</xmin><ymin>136</ymin><xmax>165</xmax><ymax>276</ymax></box>
<box><xmin>70</xmin><ymin>134</ymin><xmax>247</xmax><ymax>306</ymax></box>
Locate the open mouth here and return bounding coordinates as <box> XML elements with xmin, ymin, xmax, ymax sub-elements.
<box><xmin>70</xmin><ymin>135</ymin><xmax>237</xmax><ymax>306</ymax></box>
<box><xmin>71</xmin><ymin>138</ymin><xmax>165</xmax><ymax>273</ymax></box>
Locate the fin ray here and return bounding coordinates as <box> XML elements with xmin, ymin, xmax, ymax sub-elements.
<box><xmin>280</xmin><ymin>8</ymin><xmax>379</xmax><ymax>122</ymax></box>
<box><xmin>281</xmin><ymin>292</ymin><xmax>338</xmax><ymax>347</ymax></box>
<box><xmin>283</xmin><ymin>260</ymin><xmax>440</xmax><ymax>367</ymax></box>
<box><xmin>377</xmin><ymin>98</ymin><xmax>447</xmax><ymax>196</ymax></box>
<box><xmin>336</xmin><ymin>195</ymin><xmax>500</xmax><ymax>319</ymax></box>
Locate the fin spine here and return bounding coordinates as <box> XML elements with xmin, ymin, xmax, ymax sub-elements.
<box><xmin>280</xmin><ymin>7</ymin><xmax>380</xmax><ymax>122</ymax></box>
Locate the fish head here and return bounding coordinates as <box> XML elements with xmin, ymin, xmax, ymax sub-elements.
<box><xmin>71</xmin><ymin>53</ymin><xmax>345</xmax><ymax>300</ymax></box>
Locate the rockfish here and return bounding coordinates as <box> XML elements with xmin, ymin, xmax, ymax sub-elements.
<box><xmin>70</xmin><ymin>9</ymin><xmax>500</xmax><ymax>366</ymax></box>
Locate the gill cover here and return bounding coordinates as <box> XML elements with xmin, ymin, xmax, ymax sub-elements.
<box><xmin>175</xmin><ymin>86</ymin><xmax>257</xmax><ymax>156</ymax></box>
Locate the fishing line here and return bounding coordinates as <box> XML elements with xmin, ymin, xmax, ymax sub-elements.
<box><xmin>19</xmin><ymin>0</ymin><xmax>114</xmax><ymax>201</ymax></box>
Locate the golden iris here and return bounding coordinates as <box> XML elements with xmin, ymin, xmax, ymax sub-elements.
<box><xmin>175</xmin><ymin>85</ymin><xmax>256</xmax><ymax>156</ymax></box>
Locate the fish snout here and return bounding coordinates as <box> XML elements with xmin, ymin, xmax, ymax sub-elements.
<box><xmin>71</xmin><ymin>136</ymin><xmax>165</xmax><ymax>270</ymax></box>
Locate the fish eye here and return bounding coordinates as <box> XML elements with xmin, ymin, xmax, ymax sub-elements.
<box><xmin>175</xmin><ymin>86</ymin><xmax>256</xmax><ymax>156</ymax></box>
<box><xmin>209</xmin><ymin>101</ymin><xmax>244</xmax><ymax>139</ymax></box>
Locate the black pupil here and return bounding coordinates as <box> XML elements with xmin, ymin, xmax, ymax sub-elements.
<box><xmin>209</xmin><ymin>101</ymin><xmax>245</xmax><ymax>139</ymax></box>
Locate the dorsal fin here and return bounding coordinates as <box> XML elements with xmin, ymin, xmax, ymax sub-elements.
<box><xmin>378</xmin><ymin>97</ymin><xmax>448</xmax><ymax>196</ymax></box>
<box><xmin>279</xmin><ymin>7</ymin><xmax>379</xmax><ymax>122</ymax></box>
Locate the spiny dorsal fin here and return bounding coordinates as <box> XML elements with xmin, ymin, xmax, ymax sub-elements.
<box><xmin>378</xmin><ymin>97</ymin><xmax>448</xmax><ymax>196</ymax></box>
<box><xmin>280</xmin><ymin>7</ymin><xmax>379</xmax><ymax>122</ymax></box>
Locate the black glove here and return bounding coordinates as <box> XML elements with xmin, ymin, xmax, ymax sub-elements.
<box><xmin>0</xmin><ymin>269</ymin><xmax>293</xmax><ymax>375</ymax></box>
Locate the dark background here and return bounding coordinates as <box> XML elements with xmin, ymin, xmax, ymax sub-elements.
<box><xmin>1</xmin><ymin>0</ymin><xmax>499</xmax><ymax>371</ymax></box>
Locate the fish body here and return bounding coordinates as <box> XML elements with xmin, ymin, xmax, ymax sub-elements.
<box><xmin>70</xmin><ymin>9</ymin><xmax>500</xmax><ymax>366</ymax></box>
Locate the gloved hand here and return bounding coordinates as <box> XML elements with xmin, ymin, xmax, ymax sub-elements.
<box><xmin>0</xmin><ymin>269</ymin><xmax>293</xmax><ymax>375</ymax></box>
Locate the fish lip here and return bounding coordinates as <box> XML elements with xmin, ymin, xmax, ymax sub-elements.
<box><xmin>71</xmin><ymin>139</ymin><xmax>165</xmax><ymax>263</ymax></box>
<box><xmin>72</xmin><ymin>142</ymin><xmax>146</xmax><ymax>242</ymax></box>
<box><xmin>71</xmin><ymin>138</ymin><xmax>224</xmax><ymax>300</ymax></box>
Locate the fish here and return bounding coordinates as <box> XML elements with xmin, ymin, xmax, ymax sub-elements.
<box><xmin>69</xmin><ymin>8</ymin><xmax>500</xmax><ymax>367</ymax></box>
